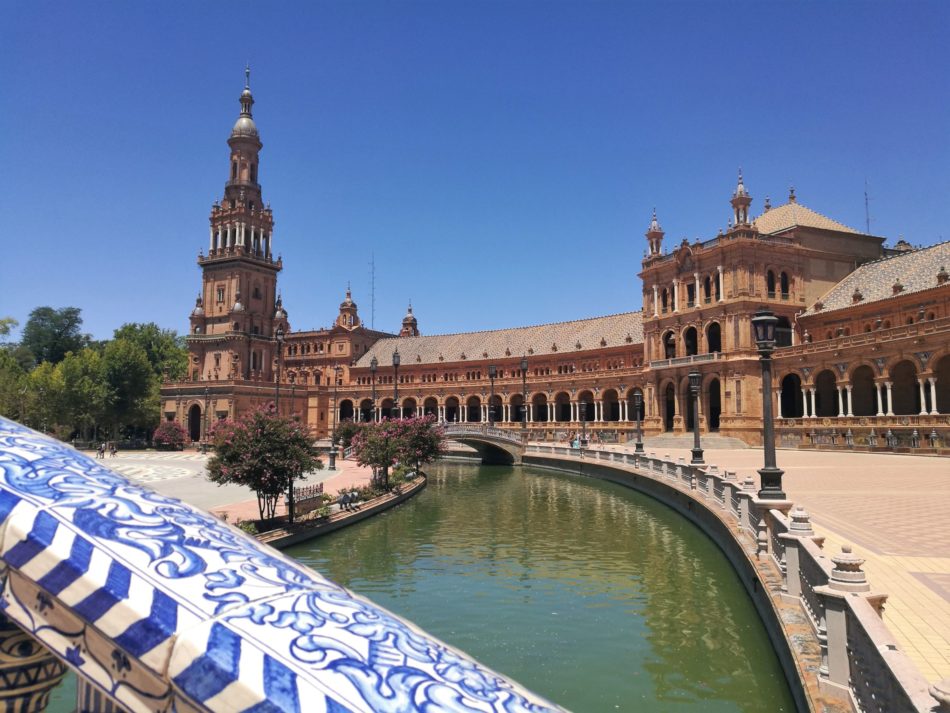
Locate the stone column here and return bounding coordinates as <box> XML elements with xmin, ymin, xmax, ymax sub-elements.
<box><xmin>717</xmin><ymin>265</ymin><xmax>724</xmax><ymax>301</ymax></box>
<box><xmin>837</xmin><ymin>386</ymin><xmax>844</xmax><ymax>417</ymax></box>
<box><xmin>438</xmin><ymin>405</ymin><xmax>444</xmax><ymax>421</ymax></box>
<box><xmin>652</xmin><ymin>285</ymin><xmax>659</xmax><ymax>317</ymax></box>
<box><xmin>919</xmin><ymin>379</ymin><xmax>929</xmax><ymax>415</ymax></box>
<box><xmin>672</xmin><ymin>280</ymin><xmax>679</xmax><ymax>312</ymax></box>
<box><xmin>885</xmin><ymin>381</ymin><xmax>894</xmax><ymax>416</ymax></box>
<box><xmin>809</xmin><ymin>388</ymin><xmax>817</xmax><ymax>418</ymax></box>
<box><xmin>929</xmin><ymin>377</ymin><xmax>939</xmax><ymax>415</ymax></box>
<box><xmin>875</xmin><ymin>383</ymin><xmax>884</xmax><ymax>416</ymax></box>
<box><xmin>801</xmin><ymin>387</ymin><xmax>810</xmax><ymax>417</ymax></box>
<box><xmin>620</xmin><ymin>400</ymin><xmax>627</xmax><ymax>421</ymax></box>
<box><xmin>694</xmin><ymin>272</ymin><xmax>700</xmax><ymax>305</ymax></box>
<box><xmin>209</xmin><ymin>226</ymin><xmax>215</xmax><ymax>252</ymax></box>
<box><xmin>845</xmin><ymin>385</ymin><xmax>854</xmax><ymax>417</ymax></box>
<box><xmin>776</xmin><ymin>387</ymin><xmax>784</xmax><ymax>418</ymax></box>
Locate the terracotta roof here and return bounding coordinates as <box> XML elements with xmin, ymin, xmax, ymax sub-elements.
<box><xmin>802</xmin><ymin>241</ymin><xmax>950</xmax><ymax>316</ymax></box>
<box><xmin>355</xmin><ymin>312</ymin><xmax>644</xmax><ymax>368</ymax></box>
<box><xmin>753</xmin><ymin>200</ymin><xmax>861</xmax><ymax>235</ymax></box>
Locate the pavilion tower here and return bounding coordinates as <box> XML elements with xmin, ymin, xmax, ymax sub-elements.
<box><xmin>730</xmin><ymin>170</ymin><xmax>752</xmax><ymax>226</ymax></box>
<box><xmin>187</xmin><ymin>68</ymin><xmax>284</xmax><ymax>381</ymax></box>
<box><xmin>399</xmin><ymin>303</ymin><xmax>420</xmax><ymax>337</ymax></box>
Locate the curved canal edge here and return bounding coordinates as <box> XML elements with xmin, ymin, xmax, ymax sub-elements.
<box><xmin>522</xmin><ymin>447</ymin><xmax>943</xmax><ymax>713</ymax></box>
<box><xmin>257</xmin><ymin>474</ymin><xmax>427</xmax><ymax>550</ymax></box>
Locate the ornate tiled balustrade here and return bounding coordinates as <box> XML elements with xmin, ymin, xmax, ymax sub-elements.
<box><xmin>523</xmin><ymin>443</ymin><xmax>948</xmax><ymax>713</ymax></box>
<box><xmin>0</xmin><ymin>417</ymin><xmax>561</xmax><ymax>712</ymax></box>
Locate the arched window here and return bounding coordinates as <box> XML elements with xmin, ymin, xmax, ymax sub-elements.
<box><xmin>703</xmin><ymin>276</ymin><xmax>712</xmax><ymax>302</ymax></box>
<box><xmin>706</xmin><ymin>322</ymin><xmax>721</xmax><ymax>353</ymax></box>
<box><xmin>767</xmin><ymin>270</ymin><xmax>776</xmax><ymax>297</ymax></box>
<box><xmin>683</xmin><ymin>327</ymin><xmax>698</xmax><ymax>356</ymax></box>
<box><xmin>663</xmin><ymin>331</ymin><xmax>676</xmax><ymax>359</ymax></box>
<box><xmin>661</xmin><ymin>289</ymin><xmax>669</xmax><ymax>312</ymax></box>
<box><xmin>231</xmin><ymin>161</ymin><xmax>237</xmax><ymax>180</ymax></box>
<box><xmin>780</xmin><ymin>272</ymin><xmax>790</xmax><ymax>298</ymax></box>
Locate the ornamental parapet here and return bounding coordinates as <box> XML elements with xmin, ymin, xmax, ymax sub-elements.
<box><xmin>523</xmin><ymin>443</ymin><xmax>946</xmax><ymax>712</ymax></box>
<box><xmin>0</xmin><ymin>417</ymin><xmax>561</xmax><ymax>712</ymax></box>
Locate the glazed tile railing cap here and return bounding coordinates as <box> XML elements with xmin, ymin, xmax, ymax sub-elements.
<box><xmin>0</xmin><ymin>417</ymin><xmax>562</xmax><ymax>712</ymax></box>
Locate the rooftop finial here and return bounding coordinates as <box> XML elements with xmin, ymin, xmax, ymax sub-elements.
<box><xmin>789</xmin><ymin>185</ymin><xmax>797</xmax><ymax>203</ymax></box>
<box><xmin>245</xmin><ymin>63</ymin><xmax>251</xmax><ymax>90</ymax></box>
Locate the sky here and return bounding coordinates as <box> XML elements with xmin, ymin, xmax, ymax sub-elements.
<box><xmin>3</xmin><ymin>1</ymin><xmax>949</xmax><ymax>341</ymax></box>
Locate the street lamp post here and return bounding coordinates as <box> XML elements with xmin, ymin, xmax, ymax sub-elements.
<box><xmin>392</xmin><ymin>350</ymin><xmax>401</xmax><ymax>419</ymax></box>
<box><xmin>580</xmin><ymin>400</ymin><xmax>588</xmax><ymax>447</ymax></box>
<box><xmin>370</xmin><ymin>356</ymin><xmax>378</xmax><ymax>422</ymax></box>
<box><xmin>633</xmin><ymin>391</ymin><xmax>645</xmax><ymax>453</ymax></box>
<box><xmin>329</xmin><ymin>365</ymin><xmax>342</xmax><ymax>471</ymax></box>
<box><xmin>274</xmin><ymin>327</ymin><xmax>285</xmax><ymax>413</ymax></box>
<box><xmin>488</xmin><ymin>364</ymin><xmax>497</xmax><ymax>426</ymax></box>
<box><xmin>520</xmin><ymin>356</ymin><xmax>528</xmax><ymax>432</ymax></box>
<box><xmin>689</xmin><ymin>370</ymin><xmax>704</xmax><ymax>464</ymax></box>
<box><xmin>752</xmin><ymin>309</ymin><xmax>786</xmax><ymax>500</ymax></box>
<box><xmin>203</xmin><ymin>387</ymin><xmax>210</xmax><ymax>445</ymax></box>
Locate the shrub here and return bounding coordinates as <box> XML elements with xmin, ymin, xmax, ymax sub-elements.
<box><xmin>153</xmin><ymin>420</ymin><xmax>188</xmax><ymax>449</ymax></box>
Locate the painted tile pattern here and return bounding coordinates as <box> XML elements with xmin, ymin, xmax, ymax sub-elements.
<box><xmin>0</xmin><ymin>417</ymin><xmax>561</xmax><ymax>712</ymax></box>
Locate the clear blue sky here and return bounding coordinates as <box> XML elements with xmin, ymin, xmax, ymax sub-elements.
<box><xmin>3</xmin><ymin>1</ymin><xmax>948</xmax><ymax>341</ymax></box>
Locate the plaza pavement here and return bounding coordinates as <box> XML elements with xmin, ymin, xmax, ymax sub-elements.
<box><xmin>592</xmin><ymin>439</ymin><xmax>950</xmax><ymax>683</ymax></box>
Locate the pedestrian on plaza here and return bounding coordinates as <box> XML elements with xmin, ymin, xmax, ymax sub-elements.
<box><xmin>97</xmin><ymin>443</ymin><xmax>105</xmax><ymax>459</ymax></box>
<box><xmin>109</xmin><ymin>443</ymin><xmax>117</xmax><ymax>458</ymax></box>
<box><xmin>349</xmin><ymin>490</ymin><xmax>361</xmax><ymax>510</ymax></box>
<box><xmin>339</xmin><ymin>492</ymin><xmax>351</xmax><ymax>512</ymax></box>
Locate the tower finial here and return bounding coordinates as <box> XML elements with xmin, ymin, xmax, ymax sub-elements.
<box><xmin>789</xmin><ymin>185</ymin><xmax>797</xmax><ymax>203</ymax></box>
<box><xmin>245</xmin><ymin>63</ymin><xmax>250</xmax><ymax>90</ymax></box>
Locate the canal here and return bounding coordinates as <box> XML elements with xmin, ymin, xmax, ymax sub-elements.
<box><xmin>46</xmin><ymin>461</ymin><xmax>794</xmax><ymax>711</ymax></box>
<box><xmin>288</xmin><ymin>461</ymin><xmax>794</xmax><ymax>712</ymax></box>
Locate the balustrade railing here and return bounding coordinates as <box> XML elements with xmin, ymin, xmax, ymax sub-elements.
<box><xmin>521</xmin><ymin>442</ymin><xmax>946</xmax><ymax>712</ymax></box>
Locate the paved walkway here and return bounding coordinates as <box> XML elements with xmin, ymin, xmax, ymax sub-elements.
<box><xmin>587</xmin><ymin>440</ymin><xmax>950</xmax><ymax>683</ymax></box>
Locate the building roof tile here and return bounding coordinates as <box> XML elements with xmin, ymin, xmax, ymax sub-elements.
<box><xmin>802</xmin><ymin>241</ymin><xmax>950</xmax><ymax>316</ymax></box>
<box><xmin>356</xmin><ymin>312</ymin><xmax>644</xmax><ymax>368</ymax></box>
<box><xmin>753</xmin><ymin>200</ymin><xmax>862</xmax><ymax>235</ymax></box>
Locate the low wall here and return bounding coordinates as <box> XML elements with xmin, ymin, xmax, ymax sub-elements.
<box><xmin>258</xmin><ymin>475</ymin><xmax>427</xmax><ymax>550</ymax></box>
<box><xmin>523</xmin><ymin>445</ymin><xmax>946</xmax><ymax>713</ymax></box>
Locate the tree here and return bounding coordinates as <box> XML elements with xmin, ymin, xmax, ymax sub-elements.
<box><xmin>393</xmin><ymin>415</ymin><xmax>446</xmax><ymax>474</ymax></box>
<box><xmin>351</xmin><ymin>415</ymin><xmax>446</xmax><ymax>487</ymax></box>
<box><xmin>20</xmin><ymin>307</ymin><xmax>90</xmax><ymax>366</ymax></box>
<box><xmin>0</xmin><ymin>349</ymin><xmax>28</xmax><ymax>421</ymax></box>
<box><xmin>25</xmin><ymin>361</ymin><xmax>65</xmax><ymax>434</ymax></box>
<box><xmin>57</xmin><ymin>348</ymin><xmax>109</xmax><ymax>440</ymax></box>
<box><xmin>0</xmin><ymin>317</ymin><xmax>17</xmax><ymax>342</ymax></box>
<box><xmin>102</xmin><ymin>338</ymin><xmax>155</xmax><ymax>436</ymax></box>
<box><xmin>206</xmin><ymin>404</ymin><xmax>322</xmax><ymax>521</ymax></box>
<box><xmin>112</xmin><ymin>322</ymin><xmax>188</xmax><ymax>381</ymax></box>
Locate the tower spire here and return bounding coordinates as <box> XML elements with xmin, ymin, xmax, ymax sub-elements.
<box><xmin>245</xmin><ymin>63</ymin><xmax>250</xmax><ymax>90</ymax></box>
<box><xmin>646</xmin><ymin>208</ymin><xmax>665</xmax><ymax>257</ymax></box>
<box><xmin>730</xmin><ymin>169</ymin><xmax>752</xmax><ymax>226</ymax></box>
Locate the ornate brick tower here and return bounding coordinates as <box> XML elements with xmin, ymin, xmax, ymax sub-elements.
<box><xmin>399</xmin><ymin>303</ymin><xmax>420</xmax><ymax>337</ymax></box>
<box><xmin>187</xmin><ymin>68</ymin><xmax>285</xmax><ymax>383</ymax></box>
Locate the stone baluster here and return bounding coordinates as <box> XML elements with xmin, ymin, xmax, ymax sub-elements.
<box><xmin>778</xmin><ymin>506</ymin><xmax>815</xmax><ymax>600</ymax></box>
<box><xmin>815</xmin><ymin>545</ymin><xmax>874</xmax><ymax>698</ymax></box>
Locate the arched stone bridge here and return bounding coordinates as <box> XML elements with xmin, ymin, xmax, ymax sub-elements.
<box><xmin>442</xmin><ymin>424</ymin><xmax>526</xmax><ymax>465</ymax></box>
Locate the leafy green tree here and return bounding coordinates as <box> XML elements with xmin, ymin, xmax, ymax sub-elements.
<box><xmin>0</xmin><ymin>317</ymin><xmax>17</xmax><ymax>342</ymax></box>
<box><xmin>20</xmin><ymin>307</ymin><xmax>90</xmax><ymax>366</ymax></box>
<box><xmin>57</xmin><ymin>348</ymin><xmax>109</xmax><ymax>440</ymax></box>
<box><xmin>26</xmin><ymin>361</ymin><xmax>65</xmax><ymax>434</ymax></box>
<box><xmin>113</xmin><ymin>322</ymin><xmax>188</xmax><ymax>381</ymax></box>
<box><xmin>102</xmin><ymin>338</ymin><xmax>155</xmax><ymax>436</ymax></box>
<box><xmin>394</xmin><ymin>415</ymin><xmax>446</xmax><ymax>474</ymax></box>
<box><xmin>206</xmin><ymin>404</ymin><xmax>322</xmax><ymax>521</ymax></box>
<box><xmin>0</xmin><ymin>349</ymin><xmax>28</xmax><ymax>421</ymax></box>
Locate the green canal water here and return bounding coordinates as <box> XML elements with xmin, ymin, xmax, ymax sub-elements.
<box><xmin>47</xmin><ymin>461</ymin><xmax>794</xmax><ymax>712</ymax></box>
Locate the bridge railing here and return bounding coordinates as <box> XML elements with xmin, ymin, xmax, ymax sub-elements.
<box><xmin>523</xmin><ymin>444</ymin><xmax>946</xmax><ymax>713</ymax></box>
<box><xmin>443</xmin><ymin>423</ymin><xmax>524</xmax><ymax>445</ymax></box>
<box><xmin>0</xmin><ymin>417</ymin><xmax>561</xmax><ymax>713</ymax></box>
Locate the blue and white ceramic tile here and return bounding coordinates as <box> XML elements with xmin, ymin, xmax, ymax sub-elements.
<box><xmin>0</xmin><ymin>418</ymin><xmax>561</xmax><ymax>712</ymax></box>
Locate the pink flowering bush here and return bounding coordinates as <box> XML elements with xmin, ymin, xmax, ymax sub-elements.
<box><xmin>350</xmin><ymin>415</ymin><xmax>446</xmax><ymax>487</ymax></box>
<box><xmin>152</xmin><ymin>421</ymin><xmax>188</xmax><ymax>449</ymax></box>
<box><xmin>206</xmin><ymin>402</ymin><xmax>322</xmax><ymax>521</ymax></box>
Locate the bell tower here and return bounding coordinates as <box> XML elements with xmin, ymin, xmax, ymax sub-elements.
<box><xmin>186</xmin><ymin>68</ymin><xmax>285</xmax><ymax>382</ymax></box>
